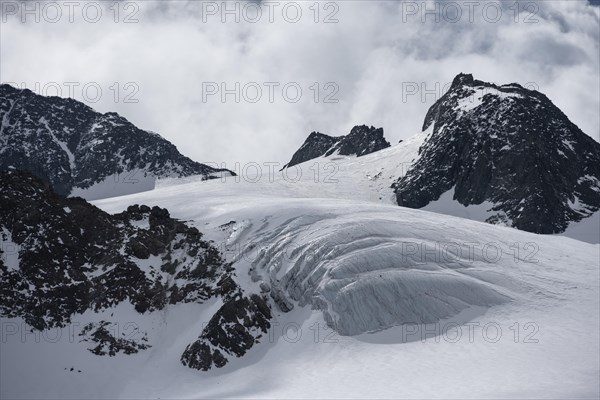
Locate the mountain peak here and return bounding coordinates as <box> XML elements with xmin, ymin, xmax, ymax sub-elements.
<box><xmin>451</xmin><ymin>73</ymin><xmax>475</xmax><ymax>87</ymax></box>
<box><xmin>307</xmin><ymin>131</ymin><xmax>332</xmax><ymax>140</ymax></box>
<box><xmin>284</xmin><ymin>125</ymin><xmax>390</xmax><ymax>168</ymax></box>
<box><xmin>396</xmin><ymin>75</ymin><xmax>600</xmax><ymax>234</ymax></box>
<box><xmin>0</xmin><ymin>84</ymin><xmax>233</xmax><ymax>198</ymax></box>
<box><xmin>349</xmin><ymin>124</ymin><xmax>377</xmax><ymax>135</ymax></box>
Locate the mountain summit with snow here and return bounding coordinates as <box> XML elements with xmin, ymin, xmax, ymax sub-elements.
<box><xmin>0</xmin><ymin>84</ymin><xmax>233</xmax><ymax>199</ymax></box>
<box><xmin>394</xmin><ymin>73</ymin><xmax>600</xmax><ymax>235</ymax></box>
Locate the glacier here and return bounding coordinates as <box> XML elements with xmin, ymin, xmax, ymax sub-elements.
<box><xmin>1</xmin><ymin>151</ymin><xmax>598</xmax><ymax>399</ymax></box>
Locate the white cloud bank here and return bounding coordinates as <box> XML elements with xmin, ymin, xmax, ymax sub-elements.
<box><xmin>1</xmin><ymin>0</ymin><xmax>599</xmax><ymax>167</ymax></box>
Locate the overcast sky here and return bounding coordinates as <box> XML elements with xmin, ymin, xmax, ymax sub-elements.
<box><xmin>1</xmin><ymin>0</ymin><xmax>599</xmax><ymax>167</ymax></box>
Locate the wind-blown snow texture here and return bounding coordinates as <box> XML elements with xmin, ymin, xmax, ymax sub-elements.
<box><xmin>0</xmin><ymin>84</ymin><xmax>233</xmax><ymax>198</ymax></box>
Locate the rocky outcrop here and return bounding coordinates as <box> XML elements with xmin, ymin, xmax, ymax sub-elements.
<box><xmin>393</xmin><ymin>73</ymin><xmax>600</xmax><ymax>234</ymax></box>
<box><xmin>181</xmin><ymin>294</ymin><xmax>272</xmax><ymax>371</ymax></box>
<box><xmin>0</xmin><ymin>170</ymin><xmax>232</xmax><ymax>330</ymax></box>
<box><xmin>0</xmin><ymin>170</ymin><xmax>276</xmax><ymax>371</ymax></box>
<box><xmin>285</xmin><ymin>125</ymin><xmax>390</xmax><ymax>168</ymax></box>
<box><xmin>79</xmin><ymin>321</ymin><xmax>151</xmax><ymax>356</ymax></box>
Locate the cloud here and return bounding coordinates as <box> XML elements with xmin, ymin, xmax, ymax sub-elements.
<box><xmin>1</xmin><ymin>0</ymin><xmax>598</xmax><ymax>167</ymax></box>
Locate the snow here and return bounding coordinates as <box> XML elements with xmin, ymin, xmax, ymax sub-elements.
<box><xmin>420</xmin><ymin>188</ymin><xmax>599</xmax><ymax>243</ymax></box>
<box><xmin>559</xmin><ymin>211</ymin><xmax>600</xmax><ymax>244</ymax></box>
<box><xmin>40</xmin><ymin>116</ymin><xmax>76</xmax><ymax>172</ymax></box>
<box><xmin>3</xmin><ymin>168</ymin><xmax>595</xmax><ymax>399</ymax></box>
<box><xmin>2</xmin><ymin>129</ymin><xmax>598</xmax><ymax>399</ymax></box>
<box><xmin>579</xmin><ymin>174</ymin><xmax>600</xmax><ymax>193</ymax></box>
<box><xmin>158</xmin><ymin>129</ymin><xmax>426</xmax><ymax>205</ymax></box>
<box><xmin>69</xmin><ymin>168</ymin><xmax>156</xmax><ymax>201</ymax></box>
<box><xmin>421</xmin><ymin>187</ymin><xmax>504</xmax><ymax>224</ymax></box>
<box><xmin>128</xmin><ymin>216</ymin><xmax>150</xmax><ymax>230</ymax></box>
<box><xmin>457</xmin><ymin>93</ymin><xmax>485</xmax><ymax>113</ymax></box>
<box><xmin>0</xmin><ymin>98</ymin><xmax>18</xmax><ymax>138</ymax></box>
<box><xmin>0</xmin><ymin>227</ymin><xmax>20</xmax><ymax>270</ymax></box>
<box><xmin>562</xmin><ymin>139</ymin><xmax>575</xmax><ymax>152</ymax></box>
<box><xmin>0</xmin><ymin>301</ymin><xmax>222</xmax><ymax>399</ymax></box>
<box><xmin>456</xmin><ymin>87</ymin><xmax>522</xmax><ymax>114</ymax></box>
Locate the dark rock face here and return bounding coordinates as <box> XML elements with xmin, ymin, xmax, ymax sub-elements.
<box><xmin>181</xmin><ymin>294</ymin><xmax>272</xmax><ymax>371</ymax></box>
<box><xmin>285</xmin><ymin>125</ymin><xmax>390</xmax><ymax>168</ymax></box>
<box><xmin>286</xmin><ymin>132</ymin><xmax>338</xmax><ymax>168</ymax></box>
<box><xmin>79</xmin><ymin>321</ymin><xmax>151</xmax><ymax>356</ymax></box>
<box><xmin>394</xmin><ymin>73</ymin><xmax>600</xmax><ymax>234</ymax></box>
<box><xmin>0</xmin><ymin>170</ymin><xmax>231</xmax><ymax>330</ymax></box>
<box><xmin>0</xmin><ymin>84</ymin><xmax>232</xmax><ymax>196</ymax></box>
<box><xmin>0</xmin><ymin>170</ymin><xmax>275</xmax><ymax>371</ymax></box>
<box><xmin>330</xmin><ymin>125</ymin><xmax>390</xmax><ymax>157</ymax></box>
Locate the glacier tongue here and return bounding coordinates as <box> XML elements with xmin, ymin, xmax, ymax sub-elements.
<box><xmin>237</xmin><ymin>211</ymin><xmax>511</xmax><ymax>336</ymax></box>
<box><xmin>95</xmin><ymin>176</ymin><xmax>583</xmax><ymax>339</ymax></box>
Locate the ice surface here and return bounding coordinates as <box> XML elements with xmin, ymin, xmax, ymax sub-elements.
<box><xmin>421</xmin><ymin>187</ymin><xmax>501</xmax><ymax>224</ymax></box>
<box><xmin>45</xmin><ymin>174</ymin><xmax>595</xmax><ymax>399</ymax></box>
<box><xmin>559</xmin><ymin>210</ymin><xmax>600</xmax><ymax>243</ymax></box>
<box><xmin>2</xmin><ymin>132</ymin><xmax>599</xmax><ymax>398</ymax></box>
<box><xmin>69</xmin><ymin>168</ymin><xmax>156</xmax><ymax>201</ymax></box>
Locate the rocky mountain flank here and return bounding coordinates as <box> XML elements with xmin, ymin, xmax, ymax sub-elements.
<box><xmin>0</xmin><ymin>170</ymin><xmax>268</xmax><ymax>371</ymax></box>
<box><xmin>394</xmin><ymin>73</ymin><xmax>600</xmax><ymax>234</ymax></box>
<box><xmin>0</xmin><ymin>84</ymin><xmax>233</xmax><ymax>196</ymax></box>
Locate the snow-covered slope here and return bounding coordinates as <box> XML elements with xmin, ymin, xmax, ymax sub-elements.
<box><xmin>265</xmin><ymin>127</ymin><xmax>427</xmax><ymax>204</ymax></box>
<box><xmin>271</xmin><ymin>122</ymin><xmax>599</xmax><ymax>243</ymax></box>
<box><xmin>2</xmin><ymin>173</ymin><xmax>597</xmax><ymax>399</ymax></box>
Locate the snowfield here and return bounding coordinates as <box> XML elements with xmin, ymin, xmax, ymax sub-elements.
<box><xmin>69</xmin><ymin>168</ymin><xmax>157</xmax><ymax>201</ymax></box>
<box><xmin>2</xmin><ymin>164</ymin><xmax>598</xmax><ymax>399</ymax></box>
<box><xmin>267</xmin><ymin>133</ymin><xmax>600</xmax><ymax>244</ymax></box>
